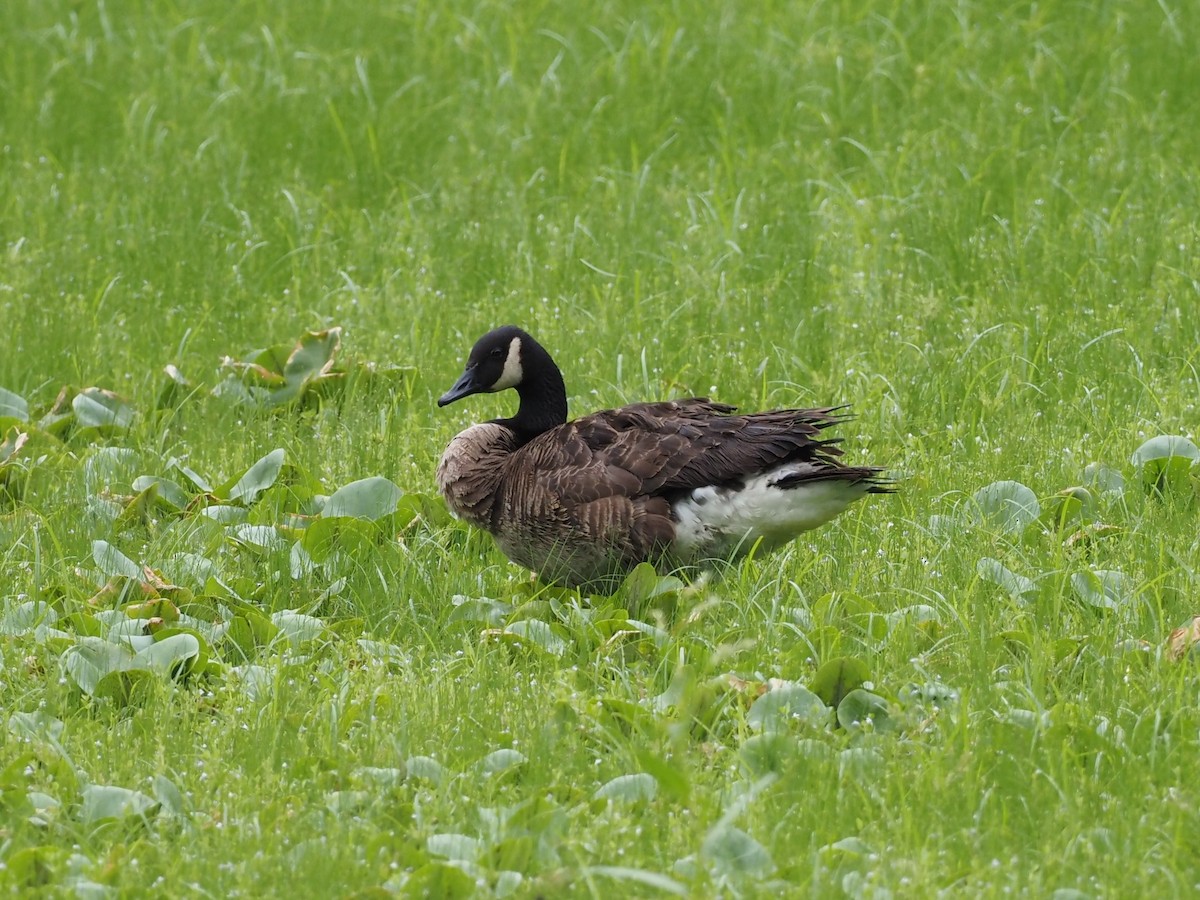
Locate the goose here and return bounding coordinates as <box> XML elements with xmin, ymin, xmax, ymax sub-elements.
<box><xmin>436</xmin><ymin>326</ymin><xmax>890</xmax><ymax>592</ymax></box>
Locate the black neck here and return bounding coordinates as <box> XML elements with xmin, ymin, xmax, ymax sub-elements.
<box><xmin>497</xmin><ymin>339</ymin><xmax>568</xmax><ymax>445</ymax></box>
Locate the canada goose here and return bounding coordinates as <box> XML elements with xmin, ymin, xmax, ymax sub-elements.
<box><xmin>436</xmin><ymin>326</ymin><xmax>890</xmax><ymax>591</ymax></box>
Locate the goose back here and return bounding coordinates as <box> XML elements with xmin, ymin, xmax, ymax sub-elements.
<box><xmin>438</xmin><ymin>396</ymin><xmax>885</xmax><ymax>590</ymax></box>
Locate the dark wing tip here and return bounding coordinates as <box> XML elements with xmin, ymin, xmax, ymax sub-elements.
<box><xmin>843</xmin><ymin>466</ymin><xmax>897</xmax><ymax>494</ymax></box>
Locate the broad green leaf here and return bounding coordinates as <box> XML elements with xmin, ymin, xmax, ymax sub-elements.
<box><xmin>109</xmin><ymin>618</ymin><xmax>154</xmax><ymax>643</ymax></box>
<box><xmin>271</xmin><ymin>610</ymin><xmax>326</xmax><ymax>648</ymax></box>
<box><xmin>478</xmin><ymin>748</ymin><xmax>526</xmax><ymax>776</ymax></box>
<box><xmin>94</xmin><ymin>669</ymin><xmax>157</xmax><ymax>705</ymax></box>
<box><xmin>168</xmin><ymin>458</ymin><xmax>212</xmax><ymax>493</ymax></box>
<box><xmin>92</xmin><ymin>540</ymin><xmax>142</xmax><ymax>579</ymax></box>
<box><xmin>249</xmin><ymin>330</ymin><xmax>343</xmax><ymax>408</ymax></box>
<box><xmin>406</xmin><ymin>756</ymin><xmax>445</xmax><ymax>785</ymax></box>
<box><xmin>114</xmin><ymin>482</ymin><xmax>165</xmax><ymax>530</ymax></box>
<box><xmin>836</xmin><ymin>689</ymin><xmax>895</xmax><ymax>732</ymax></box>
<box><xmin>977</xmin><ymin>557</ymin><xmax>1038</xmax><ymax>602</ymax></box>
<box><xmin>225</xmin><ymin>448</ymin><xmax>285</xmax><ymax>504</ymax></box>
<box><xmin>635</xmin><ymin>750</ymin><xmax>691</xmax><ymax>803</ymax></box>
<box><xmin>1005</xmin><ymin>708</ymin><xmax>1049</xmax><ymax>730</ymax></box>
<box><xmin>211</xmin><ymin>375</ymin><xmax>269</xmax><ymax>407</ymax></box>
<box><xmin>400</xmin><ymin>862</ymin><xmax>476</xmax><ymax>898</ymax></box>
<box><xmin>594</xmin><ymin>773</ymin><xmax>658</xmax><ymax>803</ymax></box>
<box><xmin>223</xmin><ymin>616</ymin><xmax>268</xmax><ymax>661</ymax></box>
<box><xmin>701</xmin><ymin>825</ymin><xmax>775</xmax><ymax>879</ymax></box>
<box><xmin>243</xmin><ymin>343</ymin><xmax>292</xmax><ymax>378</ymax></box>
<box><xmin>809</xmin><ymin>657</ymin><xmax>871</xmax><ymax>708</ymax></box>
<box><xmin>84</xmin><ymin>446</ymin><xmax>139</xmax><ymax>492</ymax></box>
<box><xmin>289</xmin><ymin>540</ymin><xmax>316</xmax><ymax>577</ymax></box>
<box><xmin>746</xmin><ymin>682</ymin><xmax>827</xmax><ymax>732</ymax></box>
<box><xmin>353</xmin><ymin>766</ymin><xmax>406</xmax><ymax>787</ymax></box>
<box><xmin>283</xmin><ymin>328</ymin><xmax>341</xmax><ymax>384</ymax></box>
<box><xmin>164</xmin><ymin>552</ymin><xmax>219</xmax><ymax>588</ymax></box>
<box><xmin>1040</xmin><ymin>487</ymin><xmax>1096</xmax><ymax>529</ymax></box>
<box><xmin>426</xmin><ymin>833</ymin><xmax>480</xmax><ymax>863</ymax></box>
<box><xmin>447</xmin><ymin>595</ymin><xmax>512</xmax><ymax>627</ymax></box>
<box><xmin>87</xmin><ymin>497</ymin><xmax>123</xmax><ymax>527</ymax></box>
<box><xmin>393</xmin><ymin>492</ymin><xmax>455</xmax><ymax>528</ymax></box>
<box><xmin>228</xmin><ymin>523</ymin><xmax>287</xmax><ymax>552</ymax></box>
<box><xmin>494</xmin><ymin>871</ymin><xmax>524</xmax><ymax>898</ymax></box>
<box><xmin>356</xmin><ymin>638</ymin><xmax>410</xmax><ymax>666</ymax></box>
<box><xmin>970</xmin><ymin>480</ymin><xmax>1040</xmax><ymax>534</ymax></box>
<box><xmin>1071</xmin><ymin>569</ymin><xmax>1135</xmax><ymax>611</ymax></box>
<box><xmin>299</xmin><ymin>516</ymin><xmax>377</xmax><ymax>561</ymax></box>
<box><xmin>796</xmin><ymin>738</ymin><xmax>835</xmax><ymax>762</ymax></box>
<box><xmin>322</xmin><ymin>476</ymin><xmax>403</xmax><ymax>520</ymax></box>
<box><xmin>1132</xmin><ymin>434</ymin><xmax>1200</xmax><ymax>467</ymax></box>
<box><xmin>1131</xmin><ymin>435</ymin><xmax>1200</xmax><ymax>495</ymax></box>
<box><xmin>27</xmin><ymin>790</ymin><xmax>60</xmax><ymax>818</ymax></box>
<box><xmin>78</xmin><ymin>784</ymin><xmax>158</xmax><ymax>824</ymax></box>
<box><xmin>652</xmin><ymin>665</ymin><xmax>693</xmax><ymax>713</ymax></box>
<box><xmin>4</xmin><ymin>846</ymin><xmax>66</xmax><ymax>888</ymax></box>
<box><xmin>581</xmin><ymin>867</ymin><xmax>687</xmax><ymax>897</ymax></box>
<box><xmin>326</xmin><ymin>790</ymin><xmax>373</xmax><ymax>815</ymax></box>
<box><xmin>1083</xmin><ymin>462</ymin><xmax>1125</xmax><ymax>495</ymax></box>
<box><xmin>504</xmin><ymin>618</ymin><xmax>568</xmax><ymax>656</ymax></box>
<box><xmin>506</xmin><ymin>598</ymin><xmax>553</xmax><ymax>623</ymax></box>
<box><xmin>62</xmin><ymin>631</ymin><xmax>201</xmax><ymax>695</ymax></box>
<box><xmin>73</xmin><ymin>387</ymin><xmax>134</xmax><ymax>429</ymax></box>
<box><xmin>8</xmin><ymin>710</ymin><xmax>65</xmax><ymax>742</ymax></box>
<box><xmin>131</xmin><ymin>633</ymin><xmax>201</xmax><ymax>676</ymax></box>
<box><xmin>131</xmin><ymin>475</ymin><xmax>191</xmax><ymax>510</ymax></box>
<box><xmin>819</xmin><ymin>835</ymin><xmax>874</xmax><ymax>859</ymax></box>
<box><xmin>899</xmin><ymin>682</ymin><xmax>960</xmax><ymax>708</ymax></box>
<box><xmin>838</xmin><ymin>747</ymin><xmax>885</xmax><ymax>774</ymax></box>
<box><xmin>0</xmin><ymin>386</ymin><xmax>29</xmax><ymax>421</ymax></box>
<box><xmin>230</xmin><ymin>665</ymin><xmax>273</xmax><ymax>702</ymax></box>
<box><xmin>0</xmin><ymin>600</ymin><xmax>57</xmax><ymax>635</ymax></box>
<box><xmin>618</xmin><ymin>562</ymin><xmax>683</xmax><ymax>606</ymax></box>
<box><xmin>153</xmin><ymin>775</ymin><xmax>188</xmax><ymax>820</ymax></box>
<box><xmin>201</xmin><ymin>504</ymin><xmax>249</xmax><ymax>524</ymax></box>
<box><xmin>738</xmin><ymin>733</ymin><xmax>795</xmax><ymax>777</ymax></box>
<box><xmin>927</xmin><ymin>514</ymin><xmax>957</xmax><ymax>538</ymax></box>
<box><xmin>885</xmin><ymin>603</ymin><xmax>940</xmax><ymax>630</ymax></box>
<box><xmin>625</xmin><ymin>618</ymin><xmax>670</xmax><ymax>647</ymax></box>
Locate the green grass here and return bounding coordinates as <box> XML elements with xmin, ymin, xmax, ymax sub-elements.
<box><xmin>2</xmin><ymin>0</ymin><xmax>1200</xmax><ymax>895</ymax></box>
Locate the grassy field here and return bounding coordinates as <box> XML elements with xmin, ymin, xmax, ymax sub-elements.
<box><xmin>3</xmin><ymin>0</ymin><xmax>1200</xmax><ymax>895</ymax></box>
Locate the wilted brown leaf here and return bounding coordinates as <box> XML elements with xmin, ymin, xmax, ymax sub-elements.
<box><xmin>1165</xmin><ymin>616</ymin><xmax>1200</xmax><ymax>662</ymax></box>
<box><xmin>0</xmin><ymin>428</ymin><xmax>28</xmax><ymax>463</ymax></box>
<box><xmin>85</xmin><ymin>574</ymin><xmax>159</xmax><ymax>607</ymax></box>
<box><xmin>1064</xmin><ymin>523</ymin><xmax>1123</xmax><ymax>551</ymax></box>
<box><xmin>86</xmin><ymin>576</ymin><xmax>130</xmax><ymax>607</ymax></box>
<box><xmin>141</xmin><ymin>566</ymin><xmax>176</xmax><ymax>592</ymax></box>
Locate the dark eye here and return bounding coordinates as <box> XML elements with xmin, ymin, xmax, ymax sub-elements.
<box><xmin>490</xmin><ymin>347</ymin><xmax>505</xmax><ymax>358</ymax></box>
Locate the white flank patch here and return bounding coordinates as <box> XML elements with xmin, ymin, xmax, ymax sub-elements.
<box><xmin>671</xmin><ymin>463</ymin><xmax>872</xmax><ymax>560</ymax></box>
<box><xmin>489</xmin><ymin>336</ymin><xmax>523</xmax><ymax>391</ymax></box>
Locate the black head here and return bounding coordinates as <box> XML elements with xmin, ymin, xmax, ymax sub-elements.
<box><xmin>438</xmin><ymin>326</ymin><xmax>532</xmax><ymax>407</ymax></box>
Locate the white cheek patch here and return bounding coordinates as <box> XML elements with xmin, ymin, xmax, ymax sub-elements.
<box><xmin>490</xmin><ymin>337</ymin><xmax>523</xmax><ymax>391</ymax></box>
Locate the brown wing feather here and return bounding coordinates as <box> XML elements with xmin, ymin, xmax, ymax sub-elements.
<box><xmin>516</xmin><ymin>398</ymin><xmax>856</xmax><ymax>505</ymax></box>
<box><xmin>490</xmin><ymin>398</ymin><xmax>879</xmax><ymax>587</ymax></box>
